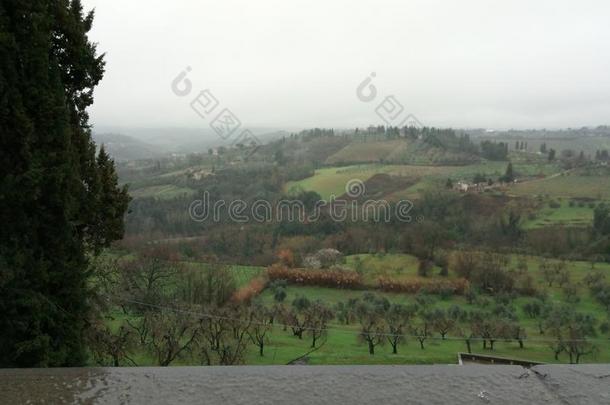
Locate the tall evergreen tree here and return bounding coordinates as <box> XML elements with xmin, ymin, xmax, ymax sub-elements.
<box><xmin>0</xmin><ymin>0</ymin><xmax>129</xmax><ymax>366</ymax></box>
<box><xmin>502</xmin><ymin>162</ymin><xmax>514</xmax><ymax>182</ymax></box>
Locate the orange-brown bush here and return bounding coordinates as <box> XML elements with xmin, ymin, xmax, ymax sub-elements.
<box><xmin>277</xmin><ymin>249</ymin><xmax>295</xmax><ymax>267</ymax></box>
<box><xmin>231</xmin><ymin>277</ymin><xmax>267</xmax><ymax>303</ymax></box>
<box><xmin>267</xmin><ymin>264</ymin><xmax>363</xmax><ymax>289</ymax></box>
<box><xmin>376</xmin><ymin>277</ymin><xmax>470</xmax><ymax>295</ymax></box>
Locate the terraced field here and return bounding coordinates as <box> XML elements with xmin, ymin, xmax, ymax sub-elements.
<box><xmin>510</xmin><ymin>173</ymin><xmax>610</xmax><ymax>199</ymax></box>
<box><xmin>523</xmin><ymin>200</ymin><xmax>596</xmax><ymax>229</ymax></box>
<box><xmin>480</xmin><ymin>135</ymin><xmax>610</xmax><ymax>156</ymax></box>
<box><xmin>325</xmin><ymin>140</ymin><xmax>407</xmax><ymax>164</ymax></box>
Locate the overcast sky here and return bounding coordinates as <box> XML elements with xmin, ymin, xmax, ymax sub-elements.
<box><xmin>83</xmin><ymin>0</ymin><xmax>610</xmax><ymax>132</ymax></box>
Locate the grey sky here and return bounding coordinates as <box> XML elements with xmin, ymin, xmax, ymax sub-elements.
<box><xmin>84</xmin><ymin>0</ymin><xmax>610</xmax><ymax>131</ymax></box>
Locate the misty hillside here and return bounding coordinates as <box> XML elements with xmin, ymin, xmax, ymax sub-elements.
<box><xmin>94</xmin><ymin>128</ymin><xmax>293</xmax><ymax>161</ymax></box>
<box><xmin>93</xmin><ymin>133</ymin><xmax>163</xmax><ymax>161</ymax></box>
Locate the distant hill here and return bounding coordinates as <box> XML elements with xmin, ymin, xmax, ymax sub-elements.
<box><xmin>92</xmin><ymin>133</ymin><xmax>162</xmax><ymax>162</ymax></box>
<box><xmin>469</xmin><ymin>127</ymin><xmax>610</xmax><ymax>156</ymax></box>
<box><xmin>92</xmin><ymin>127</ymin><xmax>292</xmax><ymax>161</ymax></box>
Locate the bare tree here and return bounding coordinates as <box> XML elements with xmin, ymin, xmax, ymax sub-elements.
<box><xmin>471</xmin><ymin>313</ymin><xmax>506</xmax><ymax>350</ymax></box>
<box><xmin>87</xmin><ymin>321</ymin><xmax>137</xmax><ymax>367</ymax></box>
<box><xmin>124</xmin><ymin>311</ymin><xmax>152</xmax><ymax>346</ymax></box>
<box><xmin>356</xmin><ymin>303</ymin><xmax>386</xmax><ymax>355</ymax></box>
<box><xmin>335</xmin><ymin>298</ymin><xmax>360</xmax><ymax>325</ymax></box>
<box><xmin>285</xmin><ymin>296</ymin><xmax>311</xmax><ymax>339</ymax></box>
<box><xmin>554</xmin><ymin>262</ymin><xmax>570</xmax><ymax>288</ymax></box>
<box><xmin>305</xmin><ymin>301</ymin><xmax>334</xmax><ymax>348</ymax></box>
<box><xmin>540</xmin><ymin>260</ymin><xmax>555</xmax><ymax>287</ymax></box>
<box><xmin>197</xmin><ymin>306</ymin><xmax>253</xmax><ymax>365</ymax></box>
<box><xmin>410</xmin><ymin>314</ymin><xmax>432</xmax><ymax>350</ymax></box>
<box><xmin>545</xmin><ymin>305</ymin><xmax>598</xmax><ymax>364</ymax></box>
<box><xmin>541</xmin><ymin>260</ymin><xmax>569</xmax><ymax>288</ymax></box>
<box><xmin>383</xmin><ymin>304</ymin><xmax>414</xmax><ymax>354</ymax></box>
<box><xmin>429</xmin><ymin>308</ymin><xmax>456</xmax><ymax>340</ymax></box>
<box><xmin>455</xmin><ymin>323</ymin><xmax>477</xmax><ymax>354</ymax></box>
<box><xmin>583</xmin><ymin>270</ymin><xmax>605</xmax><ymax>288</ymax></box>
<box><xmin>120</xmin><ymin>248</ymin><xmax>180</xmax><ymax>308</ymax></box>
<box><xmin>510</xmin><ymin>323</ymin><xmax>527</xmax><ymax>349</ymax></box>
<box><xmin>248</xmin><ymin>304</ymin><xmax>273</xmax><ymax>356</ymax></box>
<box><xmin>147</xmin><ymin>310</ymin><xmax>200</xmax><ymax>366</ymax></box>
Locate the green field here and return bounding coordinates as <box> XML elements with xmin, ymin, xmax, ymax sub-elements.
<box><xmin>511</xmin><ymin>173</ymin><xmax>610</xmax><ymax>199</ymax></box>
<box><xmin>524</xmin><ymin>199</ymin><xmax>596</xmax><ymax>229</ymax></box>
<box><xmin>345</xmin><ymin>253</ymin><xmax>451</xmax><ymax>284</ymax></box>
<box><xmin>252</xmin><ymin>287</ymin><xmax>609</xmax><ymax>365</ymax></box>
<box><xmin>177</xmin><ymin>261</ymin><xmax>265</xmax><ymax>287</ymax></box>
<box><xmin>129</xmin><ymin>184</ymin><xmax>197</xmax><ymax>200</ymax></box>
<box><xmin>284</xmin><ymin>164</ymin><xmax>434</xmax><ymax>199</ymax></box>
<box><xmin>286</xmin><ymin>161</ymin><xmax>561</xmax><ymax>200</ymax></box>
<box><xmin>326</xmin><ymin>140</ymin><xmax>407</xmax><ymax>165</ymax></box>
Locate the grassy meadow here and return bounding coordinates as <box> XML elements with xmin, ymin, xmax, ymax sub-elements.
<box><xmin>523</xmin><ymin>199</ymin><xmax>596</xmax><ymax>229</ymax></box>
<box><xmin>511</xmin><ymin>173</ymin><xmax>610</xmax><ymax>199</ymax></box>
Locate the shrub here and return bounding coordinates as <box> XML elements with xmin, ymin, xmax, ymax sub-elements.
<box><xmin>514</xmin><ymin>273</ymin><xmax>538</xmax><ymax>296</ymax></box>
<box><xmin>267</xmin><ymin>264</ymin><xmax>363</xmax><ymax>289</ymax></box>
<box><xmin>175</xmin><ymin>264</ymin><xmax>236</xmax><ymax>307</ymax></box>
<box><xmin>231</xmin><ymin>277</ymin><xmax>266</xmax><ymax>303</ymax></box>
<box><xmin>418</xmin><ymin>259</ymin><xmax>433</xmax><ymax>277</ymax></box>
<box><xmin>277</xmin><ymin>249</ymin><xmax>295</xmax><ymax>267</ymax></box>
<box><xmin>376</xmin><ymin>277</ymin><xmax>469</xmax><ymax>295</ymax></box>
<box><xmin>273</xmin><ymin>287</ymin><xmax>287</xmax><ymax>302</ymax></box>
<box><xmin>438</xmin><ymin>286</ymin><xmax>454</xmax><ymax>300</ymax></box>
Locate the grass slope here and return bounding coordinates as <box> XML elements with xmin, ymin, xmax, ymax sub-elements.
<box><xmin>286</xmin><ymin>161</ymin><xmax>562</xmax><ymax>200</ymax></box>
<box><xmin>326</xmin><ymin>140</ymin><xmax>407</xmax><ymax>165</ymax></box>
<box><xmin>511</xmin><ymin>173</ymin><xmax>610</xmax><ymax>199</ymax></box>
<box><xmin>129</xmin><ymin>184</ymin><xmax>197</xmax><ymax>200</ymax></box>
<box><xmin>524</xmin><ymin>200</ymin><xmax>596</xmax><ymax>229</ymax></box>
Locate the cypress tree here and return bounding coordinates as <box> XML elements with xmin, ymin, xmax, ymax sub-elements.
<box><xmin>503</xmin><ymin>162</ymin><xmax>514</xmax><ymax>182</ymax></box>
<box><xmin>0</xmin><ymin>0</ymin><xmax>129</xmax><ymax>366</ymax></box>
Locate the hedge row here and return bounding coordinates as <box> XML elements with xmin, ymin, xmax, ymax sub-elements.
<box><xmin>231</xmin><ymin>277</ymin><xmax>267</xmax><ymax>303</ymax></box>
<box><xmin>267</xmin><ymin>265</ymin><xmax>364</xmax><ymax>289</ymax></box>
<box><xmin>376</xmin><ymin>276</ymin><xmax>470</xmax><ymax>295</ymax></box>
